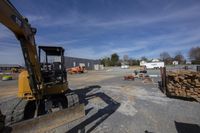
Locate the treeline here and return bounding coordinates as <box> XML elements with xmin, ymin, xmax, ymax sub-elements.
<box><xmin>189</xmin><ymin>47</ymin><xmax>200</xmax><ymax>64</ymax></box>
<box><xmin>160</xmin><ymin>46</ymin><xmax>200</xmax><ymax>65</ymax></box>
<box><xmin>100</xmin><ymin>53</ymin><xmax>140</xmax><ymax>66</ymax></box>
<box><xmin>100</xmin><ymin>46</ymin><xmax>200</xmax><ymax>66</ymax></box>
<box><xmin>159</xmin><ymin>52</ymin><xmax>185</xmax><ymax>65</ymax></box>
<box><xmin>100</xmin><ymin>53</ymin><xmax>121</xmax><ymax>66</ymax></box>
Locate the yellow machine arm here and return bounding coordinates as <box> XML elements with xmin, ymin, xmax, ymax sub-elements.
<box><xmin>0</xmin><ymin>0</ymin><xmax>42</xmax><ymax>97</ymax></box>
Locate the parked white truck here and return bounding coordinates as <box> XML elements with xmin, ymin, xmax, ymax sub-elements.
<box><xmin>143</xmin><ymin>62</ymin><xmax>164</xmax><ymax>69</ymax></box>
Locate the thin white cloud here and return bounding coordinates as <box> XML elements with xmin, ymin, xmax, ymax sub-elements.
<box><xmin>65</xmin><ymin>42</ymin><xmax>146</xmax><ymax>59</ymax></box>
<box><xmin>0</xmin><ymin>44</ymin><xmax>24</xmax><ymax>64</ymax></box>
<box><xmin>26</xmin><ymin>4</ymin><xmax>200</xmax><ymax>30</ymax></box>
<box><xmin>0</xmin><ymin>24</ymin><xmax>15</xmax><ymax>39</ymax></box>
<box><xmin>25</xmin><ymin>14</ymin><xmax>45</xmax><ymax>22</ymax></box>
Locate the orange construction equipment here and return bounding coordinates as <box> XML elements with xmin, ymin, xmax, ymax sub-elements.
<box><xmin>68</xmin><ymin>66</ymin><xmax>85</xmax><ymax>74</ymax></box>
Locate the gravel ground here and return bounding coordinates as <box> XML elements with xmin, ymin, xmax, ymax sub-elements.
<box><xmin>0</xmin><ymin>67</ymin><xmax>200</xmax><ymax>133</ymax></box>
<box><xmin>0</xmin><ymin>80</ymin><xmax>18</xmax><ymax>102</ymax></box>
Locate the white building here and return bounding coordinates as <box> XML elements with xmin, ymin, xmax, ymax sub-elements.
<box><xmin>186</xmin><ymin>61</ymin><xmax>191</xmax><ymax>64</ymax></box>
<box><xmin>152</xmin><ymin>59</ymin><xmax>160</xmax><ymax>62</ymax></box>
<box><xmin>140</xmin><ymin>60</ymin><xmax>147</xmax><ymax>66</ymax></box>
<box><xmin>172</xmin><ymin>61</ymin><xmax>179</xmax><ymax>65</ymax></box>
<box><xmin>121</xmin><ymin>62</ymin><xmax>129</xmax><ymax>69</ymax></box>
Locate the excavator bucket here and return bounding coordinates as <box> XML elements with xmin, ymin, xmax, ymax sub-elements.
<box><xmin>8</xmin><ymin>104</ymin><xmax>84</xmax><ymax>133</ymax></box>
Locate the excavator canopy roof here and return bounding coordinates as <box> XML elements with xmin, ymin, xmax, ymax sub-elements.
<box><xmin>39</xmin><ymin>46</ymin><xmax>64</xmax><ymax>56</ymax></box>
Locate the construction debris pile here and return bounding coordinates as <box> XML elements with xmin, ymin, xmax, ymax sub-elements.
<box><xmin>166</xmin><ymin>71</ymin><xmax>200</xmax><ymax>101</ymax></box>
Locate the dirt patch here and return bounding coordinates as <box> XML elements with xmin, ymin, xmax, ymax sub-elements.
<box><xmin>89</xmin><ymin>97</ymin><xmax>108</xmax><ymax>109</ymax></box>
<box><xmin>117</xmin><ymin>100</ymin><xmax>137</xmax><ymax>117</ymax></box>
<box><xmin>68</xmin><ymin>73</ymin><xmax>116</xmax><ymax>88</ymax></box>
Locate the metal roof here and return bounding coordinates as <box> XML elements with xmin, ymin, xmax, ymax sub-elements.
<box><xmin>0</xmin><ymin>64</ymin><xmax>21</xmax><ymax>67</ymax></box>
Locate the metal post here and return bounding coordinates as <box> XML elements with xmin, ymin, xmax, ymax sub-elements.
<box><xmin>160</xmin><ymin>67</ymin><xmax>167</xmax><ymax>94</ymax></box>
<box><xmin>163</xmin><ymin>67</ymin><xmax>167</xmax><ymax>94</ymax></box>
<box><xmin>46</xmin><ymin>52</ymin><xmax>48</xmax><ymax>71</ymax></box>
<box><xmin>197</xmin><ymin>66</ymin><xmax>200</xmax><ymax>72</ymax></box>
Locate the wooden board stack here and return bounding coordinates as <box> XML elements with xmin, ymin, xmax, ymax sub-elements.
<box><xmin>166</xmin><ymin>70</ymin><xmax>200</xmax><ymax>102</ymax></box>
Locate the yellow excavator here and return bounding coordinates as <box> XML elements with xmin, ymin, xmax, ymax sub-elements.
<box><xmin>0</xmin><ymin>0</ymin><xmax>84</xmax><ymax>132</ymax></box>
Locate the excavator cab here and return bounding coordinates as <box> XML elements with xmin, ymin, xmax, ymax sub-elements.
<box><xmin>39</xmin><ymin>46</ymin><xmax>67</xmax><ymax>84</ymax></box>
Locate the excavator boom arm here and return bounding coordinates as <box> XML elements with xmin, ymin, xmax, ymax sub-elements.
<box><xmin>0</xmin><ymin>0</ymin><xmax>42</xmax><ymax>97</ymax></box>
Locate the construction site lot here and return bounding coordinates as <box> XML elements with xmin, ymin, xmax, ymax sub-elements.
<box><xmin>0</xmin><ymin>67</ymin><xmax>200</xmax><ymax>133</ymax></box>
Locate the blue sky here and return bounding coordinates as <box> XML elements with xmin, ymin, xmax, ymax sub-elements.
<box><xmin>0</xmin><ymin>0</ymin><xmax>200</xmax><ymax>64</ymax></box>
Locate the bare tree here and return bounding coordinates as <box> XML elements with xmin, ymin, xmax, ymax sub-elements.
<box><xmin>174</xmin><ymin>52</ymin><xmax>185</xmax><ymax>64</ymax></box>
<box><xmin>160</xmin><ymin>52</ymin><xmax>172</xmax><ymax>65</ymax></box>
<box><xmin>141</xmin><ymin>56</ymin><xmax>148</xmax><ymax>62</ymax></box>
<box><xmin>128</xmin><ymin>58</ymin><xmax>140</xmax><ymax>66</ymax></box>
<box><xmin>189</xmin><ymin>47</ymin><xmax>200</xmax><ymax>60</ymax></box>
<box><xmin>123</xmin><ymin>55</ymin><xmax>129</xmax><ymax>61</ymax></box>
<box><xmin>160</xmin><ymin>52</ymin><xmax>170</xmax><ymax>60</ymax></box>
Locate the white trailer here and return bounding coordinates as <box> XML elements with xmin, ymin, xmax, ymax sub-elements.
<box><xmin>121</xmin><ymin>65</ymin><xmax>129</xmax><ymax>69</ymax></box>
<box><xmin>144</xmin><ymin>62</ymin><xmax>164</xmax><ymax>69</ymax></box>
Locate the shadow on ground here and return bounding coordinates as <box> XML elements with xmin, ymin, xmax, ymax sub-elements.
<box><xmin>175</xmin><ymin>121</ymin><xmax>200</xmax><ymax>133</ymax></box>
<box><xmin>67</xmin><ymin>85</ymin><xmax>120</xmax><ymax>133</ymax></box>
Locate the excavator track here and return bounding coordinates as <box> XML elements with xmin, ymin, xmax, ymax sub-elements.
<box><xmin>9</xmin><ymin>99</ymin><xmax>28</xmax><ymax>125</ymax></box>
<box><xmin>0</xmin><ymin>98</ymin><xmax>28</xmax><ymax>126</ymax></box>
<box><xmin>1</xmin><ymin>92</ymin><xmax>84</xmax><ymax>133</ymax></box>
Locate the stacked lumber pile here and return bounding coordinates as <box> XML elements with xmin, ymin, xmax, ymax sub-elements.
<box><xmin>166</xmin><ymin>70</ymin><xmax>200</xmax><ymax>101</ymax></box>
